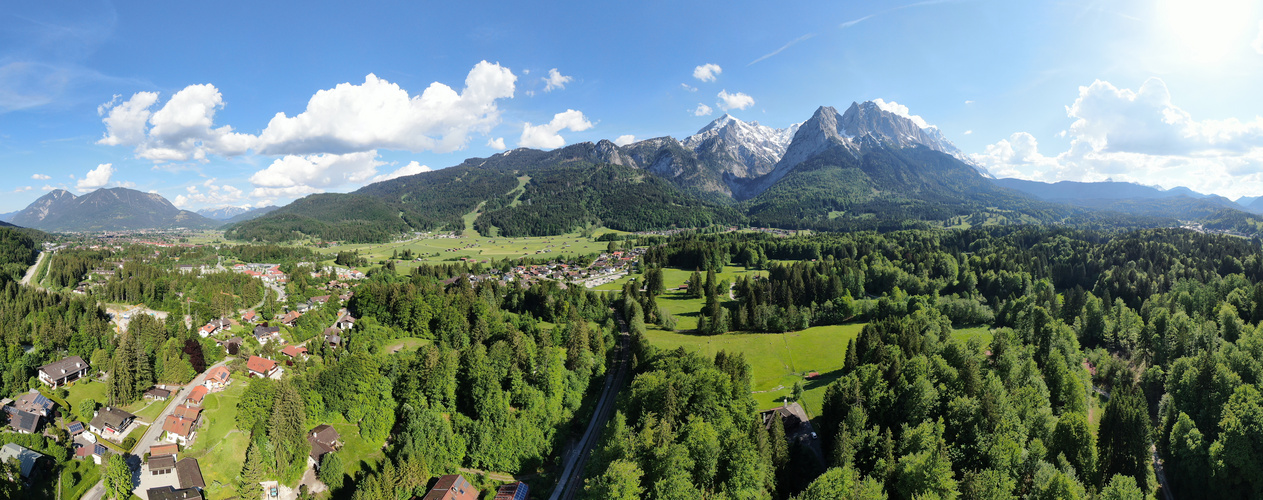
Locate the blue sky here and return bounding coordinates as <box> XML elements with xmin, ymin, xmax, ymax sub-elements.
<box><xmin>4</xmin><ymin>0</ymin><xmax>1263</xmax><ymax>212</ymax></box>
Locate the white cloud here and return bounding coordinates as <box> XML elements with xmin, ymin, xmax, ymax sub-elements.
<box><xmin>76</xmin><ymin>163</ymin><xmax>114</xmax><ymax>192</ymax></box>
<box><xmin>716</xmin><ymin>90</ymin><xmax>754</xmax><ymax>111</ymax></box>
<box><xmin>41</xmin><ymin>185</ymin><xmax>56</xmax><ymax>191</ymax></box>
<box><xmin>972</xmin><ymin>77</ymin><xmax>1263</xmax><ymax>198</ymax></box>
<box><xmin>542</xmin><ymin>68</ymin><xmax>573</xmax><ymax>92</ymax></box>
<box><xmin>748</xmin><ymin>33</ymin><xmax>817</xmax><ymax>66</ymax></box>
<box><xmin>693</xmin><ymin>64</ymin><xmax>722</xmax><ymax>82</ymax></box>
<box><xmin>255</xmin><ymin>61</ymin><xmax>516</xmax><ymax>155</ymax></box>
<box><xmin>525</xmin><ymin>90</ymin><xmax>535</xmax><ymax>97</ymax></box>
<box><xmin>614</xmin><ymin>135</ymin><xmax>636</xmax><ymax>146</ymax></box>
<box><xmin>693</xmin><ymin>103</ymin><xmax>713</xmax><ymax>116</ymax></box>
<box><xmin>681</xmin><ymin>83</ymin><xmax>697</xmax><ymax>92</ymax></box>
<box><xmin>519</xmin><ymin>110</ymin><xmax>594</xmax><ymax>149</ymax></box>
<box><xmin>964</xmin><ymin>130</ymin><xmax>973</xmax><ymax>135</ymax></box>
<box><xmin>487</xmin><ymin>137</ymin><xmax>506</xmax><ymax>150</ymax></box>
<box><xmin>965</xmin><ymin>100</ymin><xmax>975</xmax><ymax>105</ymax></box>
<box><xmin>172</xmin><ymin>178</ymin><xmax>246</xmax><ymax>208</ymax></box>
<box><xmin>249</xmin><ymin>150</ymin><xmax>385</xmax><ymax>198</ymax></box>
<box><xmin>371</xmin><ymin>161</ymin><xmax>431</xmax><ymax>183</ymax></box>
<box><xmin>1254</xmin><ymin>20</ymin><xmax>1263</xmax><ymax>54</ymax></box>
<box><xmin>97</xmin><ymin>61</ymin><xmax>518</xmax><ymax>162</ymax></box>
<box><xmin>872</xmin><ymin>98</ymin><xmax>931</xmax><ymax>129</ymax></box>
<box><xmin>31</xmin><ymin>174</ymin><xmax>50</xmax><ymax>180</ymax></box>
<box><xmin>12</xmin><ymin>186</ymin><xmax>31</xmax><ymax>193</ymax></box>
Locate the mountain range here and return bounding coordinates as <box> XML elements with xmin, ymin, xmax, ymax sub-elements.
<box><xmin>7</xmin><ymin>189</ymin><xmax>280</xmax><ymax>233</ymax></box>
<box><xmin>11</xmin><ymin>100</ymin><xmax>1263</xmax><ymax>238</ymax></box>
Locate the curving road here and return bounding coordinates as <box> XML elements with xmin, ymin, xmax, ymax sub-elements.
<box><xmin>549</xmin><ymin>312</ymin><xmax>632</xmax><ymax>500</ymax></box>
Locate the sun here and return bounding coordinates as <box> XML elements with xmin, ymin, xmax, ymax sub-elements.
<box><xmin>1158</xmin><ymin>0</ymin><xmax>1259</xmax><ymax>64</ymax></box>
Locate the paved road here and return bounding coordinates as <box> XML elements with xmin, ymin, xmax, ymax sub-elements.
<box><xmin>19</xmin><ymin>250</ymin><xmax>45</xmax><ymax>287</ymax></box>
<box><xmin>549</xmin><ymin>312</ymin><xmax>632</xmax><ymax>500</ymax></box>
<box><xmin>81</xmin><ymin>358</ymin><xmax>233</xmax><ymax>500</ymax></box>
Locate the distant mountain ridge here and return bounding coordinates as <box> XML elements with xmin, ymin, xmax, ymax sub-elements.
<box><xmin>11</xmin><ymin>188</ymin><xmax>220</xmax><ymax>232</ymax></box>
<box><xmin>197</xmin><ymin>206</ymin><xmax>252</xmax><ymax>220</ymax></box>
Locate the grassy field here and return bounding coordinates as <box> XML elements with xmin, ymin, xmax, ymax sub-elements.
<box><xmin>326</xmin><ymin>416</ymin><xmax>386</xmax><ymax>480</ymax></box>
<box><xmin>384</xmin><ymin>337</ymin><xmax>432</xmax><ymax>354</ymax></box>
<box><xmin>61</xmin><ymin>378</ymin><xmax>109</xmax><ymax>414</ymax></box>
<box><xmin>309</xmin><ymin>230</ymin><xmax>622</xmax><ymax>273</ymax></box>
<box><xmin>646</xmin><ymin>324</ymin><xmax>997</xmax><ymax>418</ymax></box>
<box><xmin>185</xmin><ymin>382</ymin><xmax>250</xmax><ymax>498</ymax></box>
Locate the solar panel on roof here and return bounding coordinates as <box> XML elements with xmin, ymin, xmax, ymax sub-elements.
<box><xmin>68</xmin><ymin>422</ymin><xmax>84</xmax><ymax>433</ymax></box>
<box><xmin>33</xmin><ymin>394</ymin><xmax>50</xmax><ymax>406</ymax></box>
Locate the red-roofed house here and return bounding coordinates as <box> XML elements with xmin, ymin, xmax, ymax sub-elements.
<box><xmin>162</xmin><ymin>405</ymin><xmax>202</xmax><ymax>445</ymax></box>
<box><xmin>185</xmin><ymin>386</ymin><xmax>208</xmax><ymax>406</ymax></box>
<box><xmin>279</xmin><ymin>311</ymin><xmax>302</xmax><ymax>327</ymax></box>
<box><xmin>280</xmin><ymin>345</ymin><xmax>308</xmax><ymax>360</ymax></box>
<box><xmin>246</xmin><ymin>356</ymin><xmax>279</xmax><ymax>378</ymax></box>
<box><xmin>421</xmin><ymin>475</ymin><xmax>478</xmax><ymax>500</ymax></box>
<box><xmin>203</xmin><ymin>366</ymin><xmax>231</xmax><ymax>391</ymax></box>
<box><xmin>242</xmin><ymin>310</ymin><xmax>257</xmax><ymax>323</ymax></box>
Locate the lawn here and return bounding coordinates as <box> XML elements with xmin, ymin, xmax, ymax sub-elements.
<box><xmin>309</xmin><ymin>231</ymin><xmax>622</xmax><ymax>273</ymax></box>
<box><xmin>647</xmin><ymin>323</ymin><xmax>997</xmax><ymax>418</ymax></box>
<box><xmin>951</xmin><ymin>325</ymin><xmax>995</xmax><ymax>345</ymax></box>
<box><xmin>61</xmin><ymin>378</ymin><xmax>109</xmax><ymax>415</ymax></box>
<box><xmin>125</xmin><ymin>398</ymin><xmax>170</xmax><ymax>424</ymax></box>
<box><xmin>59</xmin><ymin>458</ymin><xmax>100</xmax><ymax>500</ymax></box>
<box><xmin>325</xmin><ymin>416</ymin><xmax>386</xmax><ymax>480</ymax></box>
<box><xmin>384</xmin><ymin>337</ymin><xmax>432</xmax><ymax>354</ymax></box>
<box><xmin>646</xmin><ymin>324</ymin><xmax>865</xmax><ymax>417</ymax></box>
<box><xmin>184</xmin><ymin>382</ymin><xmax>250</xmax><ymax>498</ymax></box>
<box><xmin>592</xmin><ymin>265</ymin><xmax>766</xmax><ymax>292</ymax></box>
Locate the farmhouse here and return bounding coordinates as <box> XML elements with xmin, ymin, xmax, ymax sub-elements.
<box><xmin>37</xmin><ymin>356</ymin><xmax>89</xmax><ymax>388</ymax></box>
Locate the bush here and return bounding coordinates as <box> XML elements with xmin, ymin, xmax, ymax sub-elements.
<box><xmin>122</xmin><ymin>436</ymin><xmax>136</xmax><ymax>450</ymax></box>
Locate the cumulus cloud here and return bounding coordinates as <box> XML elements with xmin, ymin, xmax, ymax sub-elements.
<box><xmin>519</xmin><ymin>110</ymin><xmax>594</xmax><ymax>149</ymax></box>
<box><xmin>12</xmin><ymin>186</ymin><xmax>31</xmax><ymax>193</ymax></box>
<box><xmin>31</xmin><ymin>174</ymin><xmax>50</xmax><ymax>180</ymax></box>
<box><xmin>371</xmin><ymin>161</ymin><xmax>431</xmax><ymax>183</ymax></box>
<box><xmin>972</xmin><ymin>77</ymin><xmax>1263</xmax><ymax>198</ymax></box>
<box><xmin>542</xmin><ymin>68</ymin><xmax>573</xmax><ymax>92</ymax></box>
<box><xmin>255</xmin><ymin>61</ymin><xmax>516</xmax><ymax>155</ymax></box>
<box><xmin>964</xmin><ymin>130</ymin><xmax>973</xmax><ymax>135</ymax></box>
<box><xmin>97</xmin><ymin>85</ymin><xmax>252</xmax><ymax>162</ymax></box>
<box><xmin>248</xmin><ymin>150</ymin><xmax>385</xmax><ymax>198</ymax></box>
<box><xmin>872</xmin><ymin>98</ymin><xmax>931</xmax><ymax>129</ymax></box>
<box><xmin>681</xmin><ymin>83</ymin><xmax>697</xmax><ymax>92</ymax></box>
<box><xmin>97</xmin><ymin>61</ymin><xmax>518</xmax><ymax>163</ymax></box>
<box><xmin>614</xmin><ymin>135</ymin><xmax>636</xmax><ymax>146</ymax></box>
<box><xmin>487</xmin><ymin>137</ymin><xmax>506</xmax><ymax>150</ymax></box>
<box><xmin>693</xmin><ymin>104</ymin><xmax>713</xmax><ymax>116</ymax></box>
<box><xmin>75</xmin><ymin>163</ymin><xmax>114</xmax><ymax>192</ymax></box>
<box><xmin>172</xmin><ymin>178</ymin><xmax>245</xmax><ymax>208</ymax></box>
<box><xmin>716</xmin><ymin>90</ymin><xmax>754</xmax><ymax>111</ymax></box>
<box><xmin>693</xmin><ymin>64</ymin><xmax>721</xmax><ymax>82</ymax></box>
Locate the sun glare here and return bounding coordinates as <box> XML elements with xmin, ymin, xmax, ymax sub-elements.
<box><xmin>1159</xmin><ymin>0</ymin><xmax>1258</xmax><ymax>64</ymax></box>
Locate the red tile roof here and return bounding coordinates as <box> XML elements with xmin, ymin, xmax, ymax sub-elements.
<box><xmin>246</xmin><ymin>356</ymin><xmax>276</xmax><ymax>374</ymax></box>
<box><xmin>205</xmin><ymin>366</ymin><xmax>230</xmax><ymax>384</ymax></box>
<box><xmin>280</xmin><ymin>345</ymin><xmax>308</xmax><ymax>357</ymax></box>
<box><xmin>186</xmin><ymin>386</ymin><xmax>208</xmax><ymax>404</ymax></box>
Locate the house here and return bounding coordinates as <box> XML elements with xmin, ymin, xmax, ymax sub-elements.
<box><xmin>253</xmin><ymin>325</ymin><xmax>281</xmax><ymax>344</ymax></box>
<box><xmin>145</xmin><ymin>386</ymin><xmax>172</xmax><ymax>401</ymax></box>
<box><xmin>150</xmin><ymin>443</ymin><xmax>178</xmax><ymax>458</ymax></box>
<box><xmin>145</xmin><ymin>486</ymin><xmax>203</xmax><ymax>500</ymax></box>
<box><xmin>221</xmin><ymin>336</ymin><xmax>243</xmax><ymax>355</ymax></box>
<box><xmin>162</xmin><ymin>405</ymin><xmax>202</xmax><ymax>445</ymax></box>
<box><xmin>37</xmin><ymin>356</ymin><xmax>89</xmax><ymax>388</ymax></box>
<box><xmin>89</xmin><ymin>406</ymin><xmax>136</xmax><ymax>437</ymax></box>
<box><xmin>324</xmin><ymin>328</ymin><xmax>342</xmax><ymax>349</ymax></box>
<box><xmin>242</xmin><ymin>310</ymin><xmax>257</xmax><ymax>323</ymax></box>
<box><xmin>0</xmin><ymin>443</ymin><xmax>44</xmax><ymax>480</ymax></box>
<box><xmin>149</xmin><ymin>454</ymin><xmax>177</xmax><ymax>475</ymax></box>
<box><xmin>246</xmin><ymin>356</ymin><xmax>278</xmax><ymax>378</ymax></box>
<box><xmin>760</xmin><ymin>402</ymin><xmax>811</xmax><ymax>433</ymax></box>
<box><xmin>420</xmin><ymin>474</ymin><xmax>478</xmax><ymax>500</ymax></box>
<box><xmin>176</xmin><ymin>457</ymin><xmax>205</xmax><ymax>489</ymax></box>
<box><xmin>185</xmin><ymin>386</ymin><xmax>208</xmax><ymax>405</ymax></box>
<box><xmin>279</xmin><ymin>310</ymin><xmax>302</xmax><ymax>327</ymax></box>
<box><xmin>311</xmin><ymin>295</ymin><xmax>331</xmax><ymax>305</ymax></box>
<box><xmin>335</xmin><ymin>314</ymin><xmax>357</xmax><ymax>331</ymax></box>
<box><xmin>280</xmin><ymin>345</ymin><xmax>308</xmax><ymax>360</ymax></box>
<box><xmin>13</xmin><ymin>392</ymin><xmax>54</xmax><ymax>418</ymax></box>
<box><xmin>307</xmin><ymin>424</ymin><xmax>342</xmax><ymax>467</ymax></box>
<box><xmin>203</xmin><ymin>366</ymin><xmax>231</xmax><ymax>391</ymax></box>
<box><xmin>67</xmin><ymin>421</ymin><xmax>85</xmax><ymax>437</ymax></box>
<box><xmin>494</xmin><ymin>482</ymin><xmax>530</xmax><ymax>500</ymax></box>
<box><xmin>4</xmin><ymin>407</ymin><xmax>40</xmax><ymax>434</ymax></box>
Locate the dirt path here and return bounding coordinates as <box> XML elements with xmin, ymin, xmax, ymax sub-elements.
<box><xmin>19</xmin><ymin>250</ymin><xmax>45</xmax><ymax>288</ymax></box>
